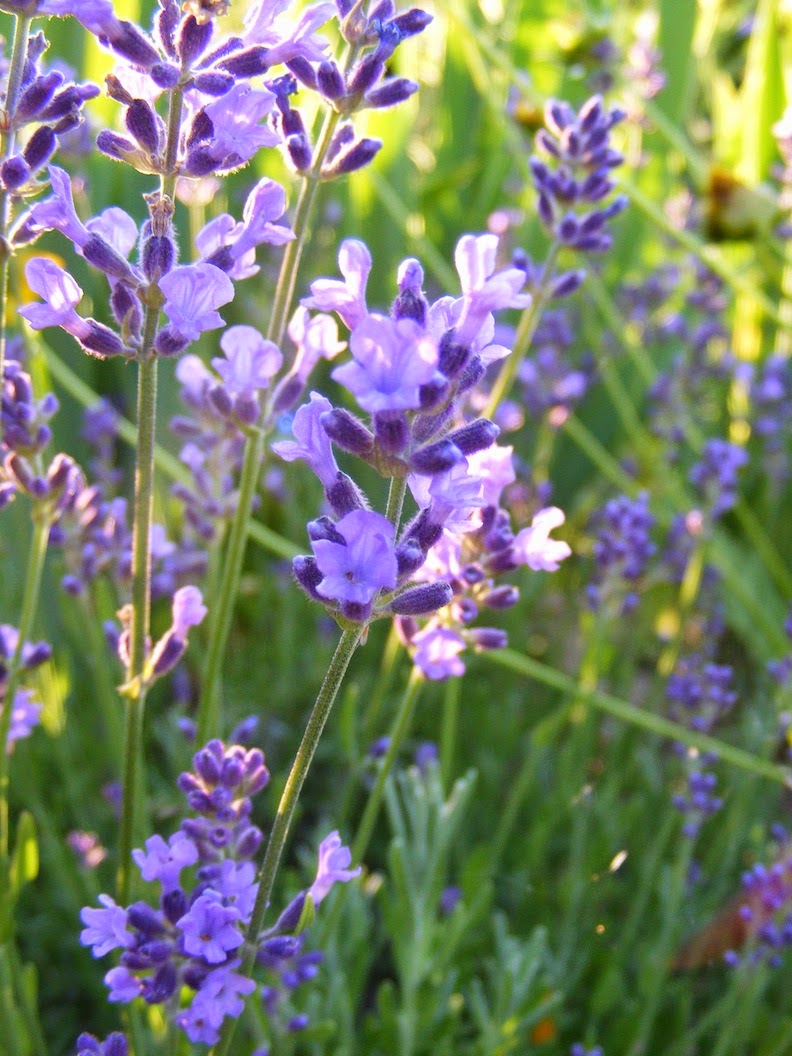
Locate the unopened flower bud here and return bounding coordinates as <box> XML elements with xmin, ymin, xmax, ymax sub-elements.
<box><xmin>389</xmin><ymin>582</ymin><xmax>452</xmax><ymax>615</ymax></box>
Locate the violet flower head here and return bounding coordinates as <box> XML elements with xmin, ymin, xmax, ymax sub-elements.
<box><xmin>201</xmin><ymin>84</ymin><xmax>280</xmax><ymax>167</ymax></box>
<box><xmin>18</xmin><ymin>257</ymin><xmax>84</xmax><ymax>331</ymax></box>
<box><xmin>511</xmin><ymin>507</ymin><xmax>572</xmax><ymax>571</ymax></box>
<box><xmin>312</xmin><ymin>508</ymin><xmax>397</xmax><ymax>605</ymax></box>
<box><xmin>303</xmin><ymin>238</ymin><xmax>372</xmax><ymax>330</ymax></box>
<box><xmin>411</xmin><ymin>625</ymin><xmax>467</xmax><ymax>680</ymax></box>
<box><xmin>272</xmin><ymin>391</ymin><xmax>339</xmax><ymax>487</ymax></box>
<box><xmin>308</xmin><ymin>830</ymin><xmax>361</xmax><ymax>905</ymax></box>
<box><xmin>5</xmin><ymin>689</ymin><xmax>43</xmax><ymax>751</ymax></box>
<box><xmin>74</xmin><ymin>1031</ymin><xmax>128</xmax><ymax>1056</ymax></box>
<box><xmin>132</xmin><ymin>832</ymin><xmax>199</xmax><ymax>893</ymax></box>
<box><xmin>689</xmin><ymin>438</ymin><xmax>748</xmax><ymax>518</ymax></box>
<box><xmin>212</xmin><ymin>326</ymin><xmax>283</xmax><ymax>398</ymax></box>
<box><xmin>79</xmin><ymin>894</ymin><xmax>133</xmax><ymax>958</ymax></box>
<box><xmin>177</xmin><ymin>893</ymin><xmax>244</xmax><ymax>963</ymax></box>
<box><xmin>332</xmin><ymin>314</ymin><xmax>439</xmax><ymax>413</ymax></box>
<box><xmin>159</xmin><ymin>263</ymin><xmax>234</xmax><ymax>343</ymax></box>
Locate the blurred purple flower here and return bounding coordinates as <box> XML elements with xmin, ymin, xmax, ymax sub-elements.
<box><xmin>308</xmin><ymin>830</ymin><xmax>361</xmax><ymax>905</ymax></box>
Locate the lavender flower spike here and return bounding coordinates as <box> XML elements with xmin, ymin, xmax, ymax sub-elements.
<box><xmin>308</xmin><ymin>831</ymin><xmax>362</xmax><ymax>905</ymax></box>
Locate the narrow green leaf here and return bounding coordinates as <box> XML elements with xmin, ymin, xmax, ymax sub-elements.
<box><xmin>9</xmin><ymin>812</ymin><xmax>38</xmax><ymax>902</ymax></box>
<box><xmin>737</xmin><ymin>0</ymin><xmax>785</xmax><ymax>184</ymax></box>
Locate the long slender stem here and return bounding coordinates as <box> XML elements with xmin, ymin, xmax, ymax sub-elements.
<box><xmin>211</xmin><ymin>625</ymin><xmax>364</xmax><ymax>1056</ymax></box>
<box><xmin>116</xmin><ymin>353</ymin><xmax>158</xmax><ymax>905</ymax></box>
<box><xmin>485</xmin><ymin>650</ymin><xmax>792</xmax><ymax>786</ymax></box>
<box><xmin>0</xmin><ymin>514</ymin><xmax>49</xmax><ymax>916</ymax></box>
<box><xmin>0</xmin><ymin>14</ymin><xmax>33</xmax><ymax>385</ymax></box>
<box><xmin>353</xmin><ymin>667</ymin><xmax>423</xmax><ymax>863</ymax></box>
<box><xmin>483</xmin><ymin>244</ymin><xmax>559</xmax><ymax>420</ymax></box>
<box><xmin>195</xmin><ymin>110</ymin><xmax>342</xmax><ymax>743</ymax></box>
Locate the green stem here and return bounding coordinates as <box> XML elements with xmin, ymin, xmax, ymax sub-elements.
<box><xmin>116</xmin><ymin>353</ymin><xmax>158</xmax><ymax>905</ymax></box>
<box><xmin>196</xmin><ymin>426</ymin><xmax>264</xmax><ymax>746</ymax></box>
<box><xmin>0</xmin><ymin>14</ymin><xmax>33</xmax><ymax>384</ymax></box>
<box><xmin>0</xmin><ymin>513</ymin><xmax>49</xmax><ymax>905</ymax></box>
<box><xmin>439</xmin><ymin>675</ymin><xmax>459</xmax><ymax>786</ymax></box>
<box><xmin>42</xmin><ymin>342</ymin><xmax>299</xmax><ymax>560</ymax></box>
<box><xmin>483</xmin><ymin>244</ymin><xmax>560</xmax><ymax>420</ymax></box>
<box><xmin>484</xmin><ymin>650</ymin><xmax>792</xmax><ymax>786</ymax></box>
<box><xmin>195</xmin><ymin>110</ymin><xmax>342</xmax><ymax>744</ymax></box>
<box><xmin>352</xmin><ymin>667</ymin><xmax>423</xmax><ymax>863</ymax></box>
<box><xmin>385</xmin><ymin>473</ymin><xmax>409</xmax><ymax>535</ymax></box>
<box><xmin>211</xmin><ymin>626</ymin><xmax>364</xmax><ymax>1056</ymax></box>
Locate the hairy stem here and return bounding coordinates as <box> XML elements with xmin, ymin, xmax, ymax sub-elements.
<box><xmin>211</xmin><ymin>625</ymin><xmax>364</xmax><ymax>1056</ymax></box>
<box><xmin>0</xmin><ymin>512</ymin><xmax>50</xmax><ymax>924</ymax></box>
<box><xmin>0</xmin><ymin>14</ymin><xmax>33</xmax><ymax>385</ymax></box>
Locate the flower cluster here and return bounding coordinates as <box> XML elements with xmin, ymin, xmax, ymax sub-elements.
<box><xmin>0</xmin><ymin>623</ymin><xmax>50</xmax><ymax>753</ymax></box>
<box><xmin>0</xmin><ymin>21</ymin><xmax>98</xmax><ymax>197</ymax></box>
<box><xmin>80</xmin><ymin>740</ymin><xmax>359</xmax><ymax>1045</ymax></box>
<box><xmin>517</xmin><ymin>308</ymin><xmax>592</xmax><ymax>429</ymax></box>
<box><xmin>169</xmin><ymin>326</ymin><xmax>283</xmax><ymax>541</ymax></box>
<box><xmin>269</xmin><ymin>0</ymin><xmax>431</xmax><ymax>178</ymax></box>
<box><xmin>276</xmin><ymin>233</ymin><xmax>570</xmax><ymax>632</ymax></box>
<box><xmin>530</xmin><ymin>95</ymin><xmax>627</xmax><ymax>260</ymax></box>
<box><xmin>688</xmin><ymin>438</ymin><xmax>747</xmax><ymax>519</ymax></box>
<box><xmin>725</xmin><ymin>845</ymin><xmax>792</xmax><ymax>969</ymax></box>
<box><xmin>1</xmin><ymin>357</ymin><xmax>77</xmax><ymax>507</ymax></box>
<box><xmin>586</xmin><ymin>492</ymin><xmax>656</xmax><ymax>614</ymax></box>
<box><xmin>73</xmin><ymin>1032</ymin><xmax>127</xmax><ymax>1056</ymax></box>
<box><xmin>666</xmin><ymin>658</ymin><xmax>736</xmax><ymax>838</ymax></box>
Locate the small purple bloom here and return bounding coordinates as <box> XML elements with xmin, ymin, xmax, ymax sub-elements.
<box><xmin>303</xmin><ymin>239</ymin><xmax>372</xmax><ymax>329</ymax></box>
<box><xmin>80</xmin><ymin>894</ymin><xmax>133</xmax><ymax>957</ymax></box>
<box><xmin>512</xmin><ymin>507</ymin><xmax>571</xmax><ymax>571</ymax></box>
<box><xmin>313</xmin><ymin>509</ymin><xmax>397</xmax><ymax>605</ymax></box>
<box><xmin>212</xmin><ymin>326</ymin><xmax>282</xmax><ymax>396</ymax></box>
<box><xmin>202</xmin><ymin>85</ymin><xmax>279</xmax><ymax>164</ymax></box>
<box><xmin>411</xmin><ymin>625</ymin><xmax>466</xmax><ymax>680</ymax></box>
<box><xmin>176</xmin><ymin>961</ymin><xmax>256</xmax><ymax>1044</ymax></box>
<box><xmin>5</xmin><ymin>689</ymin><xmax>42</xmax><ymax>750</ymax></box>
<box><xmin>332</xmin><ymin>314</ymin><xmax>439</xmax><ymax>413</ymax></box>
<box><xmin>104</xmin><ymin>967</ymin><xmax>144</xmax><ymax>1004</ymax></box>
<box><xmin>131</xmin><ymin>832</ymin><xmax>199</xmax><ymax>892</ymax></box>
<box><xmin>177</xmin><ymin>893</ymin><xmax>243</xmax><ymax>963</ymax></box>
<box><xmin>272</xmin><ymin>392</ymin><xmax>339</xmax><ymax>487</ymax></box>
<box><xmin>309</xmin><ymin>831</ymin><xmax>361</xmax><ymax>905</ymax></box>
<box><xmin>171</xmin><ymin>586</ymin><xmax>208</xmax><ymax>637</ymax></box>
<box><xmin>160</xmin><ymin>263</ymin><xmax>234</xmax><ymax>342</ymax></box>
<box><xmin>18</xmin><ymin>257</ymin><xmax>83</xmax><ymax>331</ymax></box>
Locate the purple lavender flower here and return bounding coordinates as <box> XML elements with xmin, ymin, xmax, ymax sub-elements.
<box><xmin>452</xmin><ymin>233</ymin><xmax>531</xmax><ymax>347</ymax></box>
<box><xmin>689</xmin><ymin>439</ymin><xmax>748</xmax><ymax>518</ymax></box>
<box><xmin>131</xmin><ymin>832</ymin><xmax>199</xmax><ymax>892</ymax></box>
<box><xmin>409</xmin><ymin>625</ymin><xmax>467</xmax><ymax>680</ymax></box>
<box><xmin>80</xmin><ymin>895</ymin><xmax>133</xmax><ymax>957</ymax></box>
<box><xmin>177</xmin><ymin>893</ymin><xmax>244</xmax><ymax>963</ymax></box>
<box><xmin>302</xmin><ymin>238</ymin><xmax>371</xmax><ymax>329</ymax></box>
<box><xmin>74</xmin><ymin>1030</ymin><xmax>128</xmax><ymax>1056</ymax></box>
<box><xmin>273</xmin><ymin>391</ymin><xmax>339</xmax><ymax>487</ymax></box>
<box><xmin>312</xmin><ymin>509</ymin><xmax>397</xmax><ymax>606</ymax></box>
<box><xmin>332</xmin><ymin>314</ymin><xmax>440</xmax><ymax>412</ymax></box>
<box><xmin>308</xmin><ymin>830</ymin><xmax>361</xmax><ymax>905</ymax></box>
<box><xmin>511</xmin><ymin>507</ymin><xmax>572</xmax><ymax>571</ymax></box>
<box><xmin>201</xmin><ymin>84</ymin><xmax>280</xmax><ymax>167</ymax></box>
<box><xmin>5</xmin><ymin>688</ymin><xmax>43</xmax><ymax>751</ymax></box>
<box><xmin>176</xmin><ymin>961</ymin><xmax>257</xmax><ymax>1044</ymax></box>
<box><xmin>159</xmin><ymin>263</ymin><xmax>234</xmax><ymax>343</ymax></box>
